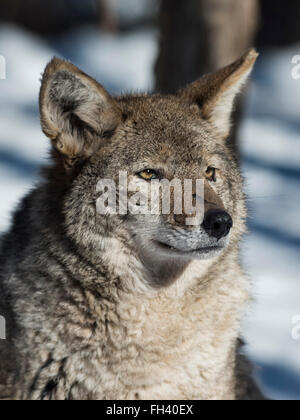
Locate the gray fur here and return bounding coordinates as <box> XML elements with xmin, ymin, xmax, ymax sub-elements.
<box><xmin>0</xmin><ymin>52</ymin><xmax>265</xmax><ymax>400</ymax></box>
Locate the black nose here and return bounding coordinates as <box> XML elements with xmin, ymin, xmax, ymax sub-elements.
<box><xmin>202</xmin><ymin>210</ymin><xmax>233</xmax><ymax>240</ymax></box>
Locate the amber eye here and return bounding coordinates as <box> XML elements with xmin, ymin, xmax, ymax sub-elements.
<box><xmin>138</xmin><ymin>169</ymin><xmax>159</xmax><ymax>181</ymax></box>
<box><xmin>206</xmin><ymin>167</ymin><xmax>217</xmax><ymax>182</ymax></box>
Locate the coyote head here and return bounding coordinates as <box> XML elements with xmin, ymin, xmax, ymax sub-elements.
<box><xmin>39</xmin><ymin>50</ymin><xmax>257</xmax><ymax>286</ymax></box>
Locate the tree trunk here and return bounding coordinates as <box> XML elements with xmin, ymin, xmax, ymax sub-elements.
<box><xmin>99</xmin><ymin>0</ymin><xmax>118</xmax><ymax>33</ymax></box>
<box><xmin>155</xmin><ymin>0</ymin><xmax>259</xmax><ymax>156</ymax></box>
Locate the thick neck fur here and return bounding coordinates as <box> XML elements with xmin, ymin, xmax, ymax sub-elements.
<box><xmin>1</xmin><ymin>170</ymin><xmax>249</xmax><ymax>400</ymax></box>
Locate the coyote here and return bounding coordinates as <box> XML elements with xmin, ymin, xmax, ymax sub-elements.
<box><xmin>0</xmin><ymin>49</ymin><xmax>265</xmax><ymax>400</ymax></box>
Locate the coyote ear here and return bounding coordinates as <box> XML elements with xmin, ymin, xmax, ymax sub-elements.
<box><xmin>178</xmin><ymin>49</ymin><xmax>258</xmax><ymax>138</ymax></box>
<box><xmin>39</xmin><ymin>57</ymin><xmax>122</xmax><ymax>166</ymax></box>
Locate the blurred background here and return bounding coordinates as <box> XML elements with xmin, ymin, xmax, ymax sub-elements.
<box><xmin>0</xmin><ymin>0</ymin><xmax>300</xmax><ymax>400</ymax></box>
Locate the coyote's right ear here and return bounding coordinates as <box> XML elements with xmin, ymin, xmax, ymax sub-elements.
<box><xmin>39</xmin><ymin>58</ymin><xmax>122</xmax><ymax>166</ymax></box>
<box><xmin>179</xmin><ymin>49</ymin><xmax>258</xmax><ymax>138</ymax></box>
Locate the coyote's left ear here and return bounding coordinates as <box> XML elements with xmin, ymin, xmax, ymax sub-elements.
<box><xmin>39</xmin><ymin>57</ymin><xmax>122</xmax><ymax>166</ymax></box>
<box><xmin>179</xmin><ymin>49</ymin><xmax>258</xmax><ymax>138</ymax></box>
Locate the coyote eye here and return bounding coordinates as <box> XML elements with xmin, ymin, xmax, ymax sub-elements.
<box><xmin>206</xmin><ymin>167</ymin><xmax>217</xmax><ymax>182</ymax></box>
<box><xmin>137</xmin><ymin>169</ymin><xmax>159</xmax><ymax>181</ymax></box>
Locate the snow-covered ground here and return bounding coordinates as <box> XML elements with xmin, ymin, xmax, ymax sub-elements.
<box><xmin>240</xmin><ymin>46</ymin><xmax>300</xmax><ymax>400</ymax></box>
<box><xmin>0</xmin><ymin>24</ymin><xmax>299</xmax><ymax>400</ymax></box>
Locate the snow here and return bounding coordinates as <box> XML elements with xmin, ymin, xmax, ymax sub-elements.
<box><xmin>113</xmin><ymin>0</ymin><xmax>159</xmax><ymax>24</ymax></box>
<box><xmin>0</xmin><ymin>23</ymin><xmax>299</xmax><ymax>399</ymax></box>
<box><xmin>240</xmin><ymin>46</ymin><xmax>300</xmax><ymax>400</ymax></box>
<box><xmin>49</xmin><ymin>25</ymin><xmax>158</xmax><ymax>94</ymax></box>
